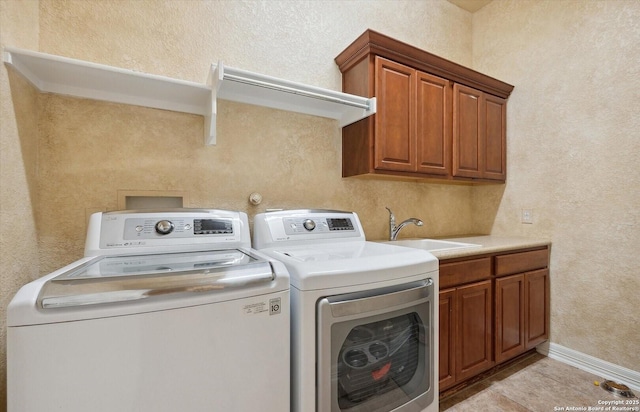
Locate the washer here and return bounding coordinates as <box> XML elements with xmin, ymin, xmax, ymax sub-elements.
<box><xmin>253</xmin><ymin>209</ymin><xmax>439</xmax><ymax>412</ymax></box>
<box><xmin>7</xmin><ymin>209</ymin><xmax>289</xmax><ymax>412</ymax></box>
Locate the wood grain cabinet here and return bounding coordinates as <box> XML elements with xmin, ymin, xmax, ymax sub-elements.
<box><xmin>453</xmin><ymin>84</ymin><xmax>507</xmax><ymax>181</ymax></box>
<box><xmin>335</xmin><ymin>29</ymin><xmax>513</xmax><ymax>183</ymax></box>
<box><xmin>439</xmin><ymin>258</ymin><xmax>493</xmax><ymax>391</ymax></box>
<box><xmin>494</xmin><ymin>249</ymin><xmax>550</xmax><ymax>363</ymax></box>
<box><xmin>340</xmin><ymin>56</ymin><xmax>452</xmax><ymax>178</ymax></box>
<box><xmin>439</xmin><ymin>246</ymin><xmax>550</xmax><ymax>393</ymax></box>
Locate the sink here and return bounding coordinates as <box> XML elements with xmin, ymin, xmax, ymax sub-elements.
<box><xmin>385</xmin><ymin>238</ymin><xmax>481</xmax><ymax>252</ymax></box>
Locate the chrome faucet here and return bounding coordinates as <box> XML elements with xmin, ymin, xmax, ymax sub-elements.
<box><xmin>385</xmin><ymin>207</ymin><xmax>424</xmax><ymax>241</ymax></box>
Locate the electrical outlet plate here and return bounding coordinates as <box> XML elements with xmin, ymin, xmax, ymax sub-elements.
<box><xmin>521</xmin><ymin>208</ymin><xmax>533</xmax><ymax>224</ymax></box>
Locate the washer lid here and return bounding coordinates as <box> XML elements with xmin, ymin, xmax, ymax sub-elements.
<box><xmin>260</xmin><ymin>241</ymin><xmax>437</xmax><ymax>290</ymax></box>
<box><xmin>38</xmin><ymin>249</ymin><xmax>274</xmax><ymax>309</ymax></box>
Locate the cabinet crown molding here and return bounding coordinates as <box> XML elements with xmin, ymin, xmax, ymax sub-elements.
<box><xmin>335</xmin><ymin>29</ymin><xmax>514</xmax><ymax>99</ymax></box>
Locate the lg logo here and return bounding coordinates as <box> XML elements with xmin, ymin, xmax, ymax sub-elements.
<box><xmin>269</xmin><ymin>298</ymin><xmax>282</xmax><ymax>315</ymax></box>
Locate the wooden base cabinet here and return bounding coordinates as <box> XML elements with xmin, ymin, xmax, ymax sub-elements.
<box><xmin>439</xmin><ymin>246</ymin><xmax>550</xmax><ymax>393</ymax></box>
<box><xmin>525</xmin><ymin>269</ymin><xmax>550</xmax><ymax>348</ymax></box>
<box><xmin>456</xmin><ymin>280</ymin><xmax>494</xmax><ymax>382</ymax></box>
<box><xmin>495</xmin><ymin>274</ymin><xmax>526</xmax><ymax>363</ymax></box>
<box><xmin>439</xmin><ymin>289</ymin><xmax>456</xmax><ymax>390</ymax></box>
<box><xmin>495</xmin><ymin>269</ymin><xmax>550</xmax><ymax>363</ymax></box>
<box><xmin>438</xmin><ymin>257</ymin><xmax>493</xmax><ymax>392</ymax></box>
<box><xmin>494</xmin><ymin>248</ymin><xmax>550</xmax><ymax>364</ymax></box>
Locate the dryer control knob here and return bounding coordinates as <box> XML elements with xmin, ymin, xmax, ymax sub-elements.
<box><xmin>155</xmin><ymin>220</ymin><xmax>174</xmax><ymax>235</ymax></box>
<box><xmin>303</xmin><ymin>219</ymin><xmax>316</xmax><ymax>231</ymax></box>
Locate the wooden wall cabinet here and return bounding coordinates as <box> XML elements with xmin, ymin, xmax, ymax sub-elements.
<box><xmin>374</xmin><ymin>57</ymin><xmax>452</xmax><ymax>176</ymax></box>
<box><xmin>336</xmin><ymin>29</ymin><xmax>513</xmax><ymax>183</ymax></box>
<box><xmin>453</xmin><ymin>84</ymin><xmax>507</xmax><ymax>181</ymax></box>
<box><xmin>439</xmin><ymin>246</ymin><xmax>550</xmax><ymax>393</ymax></box>
<box><xmin>340</xmin><ymin>55</ymin><xmax>452</xmax><ymax>178</ymax></box>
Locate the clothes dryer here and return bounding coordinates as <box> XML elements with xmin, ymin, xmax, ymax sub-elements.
<box><xmin>253</xmin><ymin>209</ymin><xmax>438</xmax><ymax>412</ymax></box>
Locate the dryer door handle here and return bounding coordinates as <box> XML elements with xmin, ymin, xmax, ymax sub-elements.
<box><xmin>324</xmin><ymin>278</ymin><xmax>433</xmax><ymax>318</ymax></box>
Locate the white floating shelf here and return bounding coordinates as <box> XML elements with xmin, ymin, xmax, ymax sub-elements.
<box><xmin>2</xmin><ymin>47</ymin><xmax>212</xmax><ymax>116</ymax></box>
<box><xmin>3</xmin><ymin>47</ymin><xmax>376</xmax><ymax>146</ymax></box>
<box><xmin>208</xmin><ymin>62</ymin><xmax>376</xmax><ymax>144</ymax></box>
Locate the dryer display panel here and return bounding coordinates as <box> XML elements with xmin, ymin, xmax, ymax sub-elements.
<box><xmin>327</xmin><ymin>218</ymin><xmax>354</xmax><ymax>231</ymax></box>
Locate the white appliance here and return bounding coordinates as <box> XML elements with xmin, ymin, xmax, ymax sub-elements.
<box><xmin>7</xmin><ymin>209</ymin><xmax>290</xmax><ymax>412</ymax></box>
<box><xmin>253</xmin><ymin>209</ymin><xmax>439</xmax><ymax>412</ymax></box>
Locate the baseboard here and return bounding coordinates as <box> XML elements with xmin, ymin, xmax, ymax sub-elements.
<box><xmin>537</xmin><ymin>342</ymin><xmax>640</xmax><ymax>393</ymax></box>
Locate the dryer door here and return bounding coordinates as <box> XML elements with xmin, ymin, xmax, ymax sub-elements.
<box><xmin>317</xmin><ymin>279</ymin><xmax>435</xmax><ymax>412</ymax></box>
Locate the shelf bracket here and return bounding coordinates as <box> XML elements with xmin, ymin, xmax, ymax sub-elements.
<box><xmin>205</xmin><ymin>62</ymin><xmax>225</xmax><ymax>146</ymax></box>
<box><xmin>205</xmin><ymin>60</ymin><xmax>376</xmax><ymax>146</ymax></box>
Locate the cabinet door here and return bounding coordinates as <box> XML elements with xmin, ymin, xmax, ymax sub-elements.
<box><xmin>374</xmin><ymin>56</ymin><xmax>416</xmax><ymax>172</ymax></box>
<box><xmin>455</xmin><ymin>280</ymin><xmax>493</xmax><ymax>382</ymax></box>
<box><xmin>525</xmin><ymin>269</ymin><xmax>550</xmax><ymax>349</ymax></box>
<box><xmin>453</xmin><ymin>83</ymin><xmax>482</xmax><ymax>179</ymax></box>
<box><xmin>439</xmin><ymin>288</ymin><xmax>456</xmax><ymax>391</ymax></box>
<box><xmin>495</xmin><ymin>274</ymin><xmax>526</xmax><ymax>363</ymax></box>
<box><xmin>483</xmin><ymin>94</ymin><xmax>506</xmax><ymax>180</ymax></box>
<box><xmin>416</xmin><ymin>72</ymin><xmax>451</xmax><ymax>176</ymax></box>
<box><xmin>453</xmin><ymin>84</ymin><xmax>507</xmax><ymax>182</ymax></box>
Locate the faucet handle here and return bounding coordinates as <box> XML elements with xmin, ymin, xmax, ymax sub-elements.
<box><xmin>385</xmin><ymin>207</ymin><xmax>395</xmax><ymax>223</ymax></box>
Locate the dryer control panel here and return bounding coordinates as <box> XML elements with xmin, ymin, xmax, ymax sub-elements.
<box><xmin>283</xmin><ymin>216</ymin><xmax>355</xmax><ymax>235</ymax></box>
<box><xmin>253</xmin><ymin>210</ymin><xmax>366</xmax><ymax>248</ymax></box>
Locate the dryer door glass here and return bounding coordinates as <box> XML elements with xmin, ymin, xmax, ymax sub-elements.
<box><xmin>338</xmin><ymin>313</ymin><xmax>425</xmax><ymax>409</ymax></box>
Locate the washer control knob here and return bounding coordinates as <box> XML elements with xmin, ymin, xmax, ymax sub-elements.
<box><xmin>303</xmin><ymin>219</ymin><xmax>316</xmax><ymax>231</ymax></box>
<box><xmin>155</xmin><ymin>220</ymin><xmax>174</xmax><ymax>235</ymax></box>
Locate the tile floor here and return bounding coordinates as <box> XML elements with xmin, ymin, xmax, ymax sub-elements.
<box><xmin>440</xmin><ymin>352</ymin><xmax>639</xmax><ymax>412</ymax></box>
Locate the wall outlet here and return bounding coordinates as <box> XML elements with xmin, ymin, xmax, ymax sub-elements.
<box><xmin>521</xmin><ymin>208</ymin><xmax>534</xmax><ymax>224</ymax></box>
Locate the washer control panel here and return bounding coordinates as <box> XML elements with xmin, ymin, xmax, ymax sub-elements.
<box><xmin>87</xmin><ymin>209</ymin><xmax>250</xmax><ymax>256</ymax></box>
<box><xmin>123</xmin><ymin>217</ymin><xmax>233</xmax><ymax>239</ymax></box>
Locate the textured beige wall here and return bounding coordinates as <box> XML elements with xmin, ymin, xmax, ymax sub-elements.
<box><xmin>34</xmin><ymin>0</ymin><xmax>475</xmax><ymax>274</ymax></box>
<box><xmin>9</xmin><ymin>0</ymin><xmax>637</xmax><ymax>407</ymax></box>
<box><xmin>0</xmin><ymin>1</ymin><xmax>40</xmax><ymax>410</ymax></box>
<box><xmin>1</xmin><ymin>3</ymin><xmax>474</xmax><ymax>406</ymax></box>
<box><xmin>473</xmin><ymin>1</ymin><xmax>640</xmax><ymax>371</ymax></box>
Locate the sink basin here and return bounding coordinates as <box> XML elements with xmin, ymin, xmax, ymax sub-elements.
<box><xmin>386</xmin><ymin>238</ymin><xmax>481</xmax><ymax>252</ymax></box>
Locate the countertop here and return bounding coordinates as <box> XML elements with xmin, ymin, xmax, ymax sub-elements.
<box><xmin>401</xmin><ymin>235</ymin><xmax>551</xmax><ymax>260</ymax></box>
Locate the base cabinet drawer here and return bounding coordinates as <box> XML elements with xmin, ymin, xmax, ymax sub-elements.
<box><xmin>440</xmin><ymin>257</ymin><xmax>491</xmax><ymax>289</ymax></box>
<box><xmin>495</xmin><ymin>248</ymin><xmax>549</xmax><ymax>276</ymax></box>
